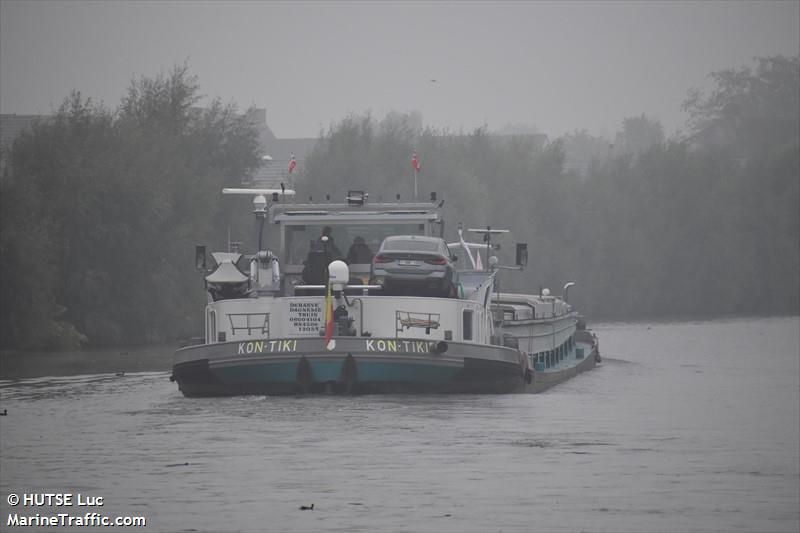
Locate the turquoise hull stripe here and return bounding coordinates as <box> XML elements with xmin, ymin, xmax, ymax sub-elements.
<box><xmin>213</xmin><ymin>359</ymin><xmax>458</xmax><ymax>384</ymax></box>
<box><xmin>357</xmin><ymin>362</ymin><xmax>458</xmax><ymax>383</ymax></box>
<box><xmin>215</xmin><ymin>362</ymin><xmax>297</xmax><ymax>383</ymax></box>
<box><xmin>306</xmin><ymin>361</ymin><xmax>342</xmax><ymax>382</ymax></box>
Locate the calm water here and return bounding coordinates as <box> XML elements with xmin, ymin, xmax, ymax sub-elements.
<box><xmin>1</xmin><ymin>317</ymin><xmax>798</xmax><ymax>532</ymax></box>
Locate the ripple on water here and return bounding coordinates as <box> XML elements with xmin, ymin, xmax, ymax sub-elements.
<box><xmin>1</xmin><ymin>318</ymin><xmax>798</xmax><ymax>533</ymax></box>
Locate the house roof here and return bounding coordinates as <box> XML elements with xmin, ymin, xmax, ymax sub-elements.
<box><xmin>249</xmin><ymin>108</ymin><xmax>316</xmax><ymax>160</ymax></box>
<box><xmin>263</xmin><ymin>137</ymin><xmax>318</xmax><ymax>161</ymax></box>
<box><xmin>247</xmin><ymin>108</ymin><xmax>318</xmax><ymax>188</ymax></box>
<box><xmin>247</xmin><ymin>142</ymin><xmax>317</xmax><ymax>189</ymax></box>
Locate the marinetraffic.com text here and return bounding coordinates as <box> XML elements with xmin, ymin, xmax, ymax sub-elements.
<box><xmin>5</xmin><ymin>493</ymin><xmax>146</xmax><ymax>528</ymax></box>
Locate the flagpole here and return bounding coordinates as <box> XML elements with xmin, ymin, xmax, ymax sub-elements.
<box><xmin>324</xmin><ymin>277</ymin><xmax>335</xmax><ymax>350</ymax></box>
<box><xmin>412</xmin><ymin>152</ymin><xmax>420</xmax><ymax>199</ymax></box>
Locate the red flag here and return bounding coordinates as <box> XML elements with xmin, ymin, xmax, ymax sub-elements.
<box><xmin>288</xmin><ymin>154</ymin><xmax>297</xmax><ymax>174</ymax></box>
<box><xmin>411</xmin><ymin>152</ymin><xmax>421</xmax><ymax>173</ymax></box>
<box><xmin>324</xmin><ymin>281</ymin><xmax>335</xmax><ymax>350</ymax></box>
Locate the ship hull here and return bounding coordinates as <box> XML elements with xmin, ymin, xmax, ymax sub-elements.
<box><xmin>171</xmin><ymin>335</ymin><xmax>598</xmax><ymax>397</ymax></box>
<box><xmin>522</xmin><ymin>340</ymin><xmax>598</xmax><ymax>393</ymax></box>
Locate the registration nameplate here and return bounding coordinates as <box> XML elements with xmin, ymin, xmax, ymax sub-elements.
<box><xmin>399</xmin><ymin>260</ymin><xmax>420</xmax><ymax>266</ymax></box>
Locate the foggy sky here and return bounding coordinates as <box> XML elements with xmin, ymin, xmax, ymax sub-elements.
<box><xmin>1</xmin><ymin>0</ymin><xmax>798</xmax><ymax>139</ymax></box>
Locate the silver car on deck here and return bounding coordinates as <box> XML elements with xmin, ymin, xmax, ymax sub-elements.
<box><xmin>370</xmin><ymin>235</ymin><xmax>459</xmax><ymax>297</ymax></box>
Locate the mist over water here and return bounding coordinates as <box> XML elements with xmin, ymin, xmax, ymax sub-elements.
<box><xmin>1</xmin><ymin>317</ymin><xmax>798</xmax><ymax>532</ymax></box>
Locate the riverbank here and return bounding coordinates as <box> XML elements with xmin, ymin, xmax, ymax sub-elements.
<box><xmin>0</xmin><ymin>344</ymin><xmax>174</xmax><ymax>380</ymax></box>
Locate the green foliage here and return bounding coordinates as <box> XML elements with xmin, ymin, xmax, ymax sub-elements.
<box><xmin>683</xmin><ymin>55</ymin><xmax>800</xmax><ymax>130</ymax></box>
<box><xmin>1</xmin><ymin>65</ymin><xmax>261</xmax><ymax>348</ymax></box>
<box><xmin>2</xmin><ymin>56</ymin><xmax>797</xmax><ymax>350</ymax></box>
<box><xmin>299</xmin><ymin>57</ymin><xmax>798</xmax><ymax>320</ymax></box>
<box><xmin>614</xmin><ymin>114</ymin><xmax>665</xmax><ymax>156</ymax></box>
<box><xmin>299</xmin><ymin>114</ymin><xmax>495</xmax><ymax>227</ymax></box>
<box><xmin>562</xmin><ymin>129</ymin><xmax>612</xmax><ymax>175</ymax></box>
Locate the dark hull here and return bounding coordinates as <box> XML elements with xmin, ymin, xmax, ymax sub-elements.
<box><xmin>172</xmin><ymin>363</ymin><xmax>522</xmax><ymax>396</ymax></box>
<box><xmin>519</xmin><ymin>343</ymin><xmax>598</xmax><ymax>393</ymax></box>
<box><xmin>171</xmin><ymin>336</ymin><xmax>598</xmax><ymax>397</ymax></box>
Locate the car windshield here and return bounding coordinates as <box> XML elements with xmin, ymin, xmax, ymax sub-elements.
<box><xmin>383</xmin><ymin>240</ymin><xmax>440</xmax><ymax>252</ymax></box>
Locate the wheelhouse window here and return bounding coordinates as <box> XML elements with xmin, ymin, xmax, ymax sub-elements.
<box><xmin>462</xmin><ymin>309</ymin><xmax>473</xmax><ymax>341</ymax></box>
<box><xmin>207</xmin><ymin>310</ymin><xmax>217</xmax><ymax>344</ymax></box>
<box><xmin>285</xmin><ymin>223</ymin><xmax>426</xmax><ymax>264</ymax></box>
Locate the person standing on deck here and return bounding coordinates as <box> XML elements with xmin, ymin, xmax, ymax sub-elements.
<box><xmin>317</xmin><ymin>226</ymin><xmax>343</xmax><ymax>260</ymax></box>
<box><xmin>346</xmin><ymin>236</ymin><xmax>373</xmax><ymax>264</ymax></box>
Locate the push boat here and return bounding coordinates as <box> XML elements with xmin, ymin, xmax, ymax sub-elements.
<box><xmin>171</xmin><ymin>189</ymin><xmax>599</xmax><ymax>396</ymax></box>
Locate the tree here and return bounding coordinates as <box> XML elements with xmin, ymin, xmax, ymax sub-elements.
<box><xmin>614</xmin><ymin>114</ymin><xmax>665</xmax><ymax>156</ymax></box>
<box><xmin>0</xmin><ymin>65</ymin><xmax>262</xmax><ymax>348</ymax></box>
<box><xmin>683</xmin><ymin>55</ymin><xmax>800</xmax><ymax>132</ymax></box>
<box><xmin>561</xmin><ymin>129</ymin><xmax>612</xmax><ymax>177</ymax></box>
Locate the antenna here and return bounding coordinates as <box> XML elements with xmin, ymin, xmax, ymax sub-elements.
<box><xmin>467</xmin><ymin>227</ymin><xmax>511</xmax><ymax>235</ymax></box>
<box><xmin>222</xmin><ymin>188</ymin><xmax>296</xmax><ymax>197</ymax></box>
<box><xmin>468</xmin><ymin>227</ymin><xmax>509</xmax><ymax>270</ymax></box>
<box><xmin>221</xmin><ymin>188</ymin><xmax>297</xmax><ymax>252</ymax></box>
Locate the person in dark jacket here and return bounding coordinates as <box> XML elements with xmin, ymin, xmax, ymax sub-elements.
<box><xmin>346</xmin><ymin>236</ymin><xmax>373</xmax><ymax>264</ymax></box>
<box><xmin>318</xmin><ymin>226</ymin><xmax>343</xmax><ymax>259</ymax></box>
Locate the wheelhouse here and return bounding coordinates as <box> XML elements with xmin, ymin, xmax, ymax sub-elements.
<box><xmin>269</xmin><ymin>195</ymin><xmax>444</xmax><ymax>292</ymax></box>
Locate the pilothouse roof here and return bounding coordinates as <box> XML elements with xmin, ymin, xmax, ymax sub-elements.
<box><xmin>270</xmin><ymin>200</ymin><xmax>441</xmax><ymax>224</ymax></box>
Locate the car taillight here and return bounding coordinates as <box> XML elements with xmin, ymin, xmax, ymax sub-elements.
<box><xmin>373</xmin><ymin>254</ymin><xmax>392</xmax><ymax>263</ymax></box>
<box><xmin>424</xmin><ymin>256</ymin><xmax>448</xmax><ymax>265</ymax></box>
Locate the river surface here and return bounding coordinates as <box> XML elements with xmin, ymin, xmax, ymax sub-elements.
<box><xmin>1</xmin><ymin>316</ymin><xmax>798</xmax><ymax>532</ymax></box>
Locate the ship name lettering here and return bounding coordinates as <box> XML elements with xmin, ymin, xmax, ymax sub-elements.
<box><xmin>364</xmin><ymin>339</ymin><xmax>430</xmax><ymax>353</ymax></box>
<box><xmin>238</xmin><ymin>339</ymin><xmax>298</xmax><ymax>354</ymax></box>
